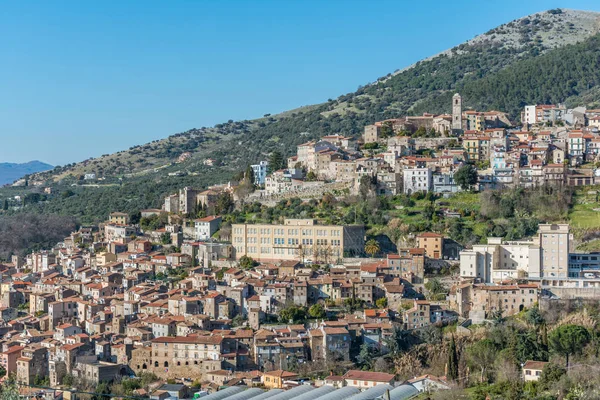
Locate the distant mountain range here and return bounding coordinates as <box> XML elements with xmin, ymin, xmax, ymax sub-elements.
<box><xmin>0</xmin><ymin>161</ymin><xmax>53</xmax><ymax>185</ymax></box>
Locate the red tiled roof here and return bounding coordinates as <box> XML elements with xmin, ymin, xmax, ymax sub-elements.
<box><xmin>343</xmin><ymin>370</ymin><xmax>395</xmax><ymax>382</ymax></box>
<box><xmin>151</xmin><ymin>336</ymin><xmax>223</xmax><ymax>345</ymax></box>
<box><xmin>523</xmin><ymin>360</ymin><xmax>548</xmax><ymax>370</ymax></box>
<box><xmin>418</xmin><ymin>232</ymin><xmax>442</xmax><ymax>238</ymax></box>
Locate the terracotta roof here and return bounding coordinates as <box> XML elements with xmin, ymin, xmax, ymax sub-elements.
<box><xmin>2</xmin><ymin>346</ymin><xmax>23</xmax><ymax>355</ymax></box>
<box><xmin>323</xmin><ymin>327</ymin><xmax>349</xmax><ymax>335</ymax></box>
<box><xmin>523</xmin><ymin>360</ymin><xmax>548</xmax><ymax>371</ymax></box>
<box><xmin>343</xmin><ymin>370</ymin><xmax>395</xmax><ymax>382</ymax></box>
<box><xmin>418</xmin><ymin>232</ymin><xmax>442</xmax><ymax>238</ymax></box>
<box><xmin>309</xmin><ymin>329</ymin><xmax>323</xmax><ymax>337</ymax></box>
<box><xmin>195</xmin><ymin>216</ymin><xmax>221</xmax><ymax>222</ymax></box>
<box><xmin>151</xmin><ymin>336</ymin><xmax>223</xmax><ymax>345</ymax></box>
<box><xmin>263</xmin><ymin>370</ymin><xmax>298</xmax><ymax>379</ymax></box>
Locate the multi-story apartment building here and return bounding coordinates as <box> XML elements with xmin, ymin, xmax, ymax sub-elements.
<box><xmin>538</xmin><ymin>223</ymin><xmax>570</xmax><ymax>279</ymax></box>
<box><xmin>463</xmin><ymin>134</ymin><xmax>490</xmax><ymax>162</ymax></box>
<box><xmin>48</xmin><ymin>299</ymin><xmax>78</xmax><ymax>329</ymax></box>
<box><xmin>403</xmin><ymin>300</ymin><xmax>431</xmax><ymax>330</ymax></box>
<box><xmin>416</xmin><ymin>232</ymin><xmax>444</xmax><ymax>259</ymax></box>
<box><xmin>232</xmin><ymin>219</ymin><xmax>365</xmax><ymax>262</ymax></box>
<box><xmin>523</xmin><ymin>104</ymin><xmax>566</xmax><ymax>125</ymax></box>
<box><xmin>109</xmin><ymin>212</ymin><xmax>129</xmax><ymax>225</ymax></box>
<box><xmin>0</xmin><ymin>346</ymin><xmax>23</xmax><ymax>377</ymax></box>
<box><xmin>387</xmin><ymin>249</ymin><xmax>425</xmax><ymax>283</ymax></box>
<box><xmin>194</xmin><ymin>216</ymin><xmax>222</xmax><ymax>241</ymax></box>
<box><xmin>251</xmin><ymin>161</ymin><xmax>269</xmax><ymax>185</ymax></box>
<box><xmin>402</xmin><ymin>167</ymin><xmax>432</xmax><ymax>194</ymax></box>
<box><xmin>309</xmin><ymin>326</ymin><xmax>350</xmax><ymax>361</ymax></box>
<box><xmin>296</xmin><ymin>141</ymin><xmax>337</xmax><ymax>171</ymax></box>
<box><xmin>16</xmin><ymin>345</ymin><xmax>48</xmax><ymax>385</ymax></box>
<box><xmin>465</xmin><ymin>111</ymin><xmax>485</xmax><ymax>131</ymax></box>
<box><xmin>30</xmin><ymin>251</ymin><xmax>57</xmax><ymax>273</ymax></box>
<box><xmin>568</xmin><ymin>131</ymin><xmax>585</xmax><ymax>159</ymax></box>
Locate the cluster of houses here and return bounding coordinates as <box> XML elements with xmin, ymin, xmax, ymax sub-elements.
<box><xmin>0</xmin><ymin>195</ymin><xmax>574</xmax><ymax>399</ymax></box>
<box><xmin>245</xmin><ymin>96</ymin><xmax>600</xmax><ymax>200</ymax></box>
<box><xmin>8</xmin><ymin>97</ymin><xmax>600</xmax><ymax>399</ymax></box>
<box><xmin>0</xmin><ymin>203</ymin><xmax>483</xmax><ymax>397</ymax></box>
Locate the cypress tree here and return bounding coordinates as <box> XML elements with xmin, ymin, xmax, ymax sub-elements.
<box><xmin>447</xmin><ymin>335</ymin><xmax>459</xmax><ymax>381</ymax></box>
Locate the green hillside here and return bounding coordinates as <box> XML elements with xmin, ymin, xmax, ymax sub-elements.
<box><xmin>7</xmin><ymin>8</ymin><xmax>600</xmax><ymax>226</ymax></box>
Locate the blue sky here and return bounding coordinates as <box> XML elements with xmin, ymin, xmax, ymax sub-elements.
<box><xmin>1</xmin><ymin>1</ymin><xmax>599</xmax><ymax>165</ymax></box>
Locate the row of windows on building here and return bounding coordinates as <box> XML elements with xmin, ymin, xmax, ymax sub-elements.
<box><xmin>235</xmin><ymin>237</ymin><xmax>341</xmax><ymax>247</ymax></box>
<box><xmin>233</xmin><ymin>227</ymin><xmax>341</xmax><ymax>236</ymax></box>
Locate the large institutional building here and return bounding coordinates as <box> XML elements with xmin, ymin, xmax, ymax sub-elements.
<box><xmin>232</xmin><ymin>219</ymin><xmax>365</xmax><ymax>262</ymax></box>
<box><xmin>460</xmin><ymin>224</ymin><xmax>577</xmax><ymax>284</ymax></box>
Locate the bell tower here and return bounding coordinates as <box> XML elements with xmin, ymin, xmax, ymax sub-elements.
<box><xmin>452</xmin><ymin>93</ymin><xmax>462</xmax><ymax>131</ymax></box>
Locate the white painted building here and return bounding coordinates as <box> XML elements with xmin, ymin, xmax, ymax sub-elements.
<box><xmin>402</xmin><ymin>167</ymin><xmax>432</xmax><ymax>194</ymax></box>
<box><xmin>194</xmin><ymin>216</ymin><xmax>222</xmax><ymax>240</ymax></box>
<box><xmin>460</xmin><ymin>224</ymin><xmax>570</xmax><ymax>283</ymax></box>
<box><xmin>251</xmin><ymin>161</ymin><xmax>269</xmax><ymax>185</ymax></box>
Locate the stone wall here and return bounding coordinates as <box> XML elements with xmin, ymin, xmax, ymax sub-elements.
<box><xmin>246</xmin><ymin>181</ymin><xmax>353</xmax><ymax>206</ymax></box>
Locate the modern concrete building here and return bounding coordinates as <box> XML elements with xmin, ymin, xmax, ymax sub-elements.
<box><xmin>459</xmin><ymin>224</ymin><xmax>570</xmax><ymax>283</ymax></box>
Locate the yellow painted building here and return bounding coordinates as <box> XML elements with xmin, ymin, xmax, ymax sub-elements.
<box><xmin>463</xmin><ymin>136</ymin><xmax>481</xmax><ymax>161</ymax></box>
<box><xmin>262</xmin><ymin>370</ymin><xmax>299</xmax><ymax>389</ymax></box>
<box><xmin>232</xmin><ymin>219</ymin><xmax>365</xmax><ymax>262</ymax></box>
<box><xmin>109</xmin><ymin>212</ymin><xmax>129</xmax><ymax>225</ymax></box>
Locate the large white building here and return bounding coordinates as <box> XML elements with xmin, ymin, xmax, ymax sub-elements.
<box><xmin>522</xmin><ymin>104</ymin><xmax>566</xmax><ymax>125</ymax></box>
<box><xmin>460</xmin><ymin>224</ymin><xmax>570</xmax><ymax>283</ymax></box>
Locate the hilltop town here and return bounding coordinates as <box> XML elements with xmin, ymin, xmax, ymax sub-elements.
<box><xmin>3</xmin><ymin>94</ymin><xmax>600</xmax><ymax>399</ymax></box>
<box><xmin>241</xmin><ymin>95</ymin><xmax>600</xmax><ymax>204</ymax></box>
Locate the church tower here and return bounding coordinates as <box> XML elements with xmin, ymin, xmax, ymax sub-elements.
<box><xmin>452</xmin><ymin>93</ymin><xmax>462</xmax><ymax>131</ymax></box>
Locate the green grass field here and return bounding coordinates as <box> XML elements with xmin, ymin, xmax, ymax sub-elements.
<box><xmin>568</xmin><ymin>188</ymin><xmax>600</xmax><ymax>229</ymax></box>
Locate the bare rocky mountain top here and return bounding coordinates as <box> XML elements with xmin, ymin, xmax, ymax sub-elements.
<box><xmin>469</xmin><ymin>9</ymin><xmax>600</xmax><ymax>50</ymax></box>
<box><xmin>388</xmin><ymin>9</ymin><xmax>600</xmax><ymax>78</ymax></box>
